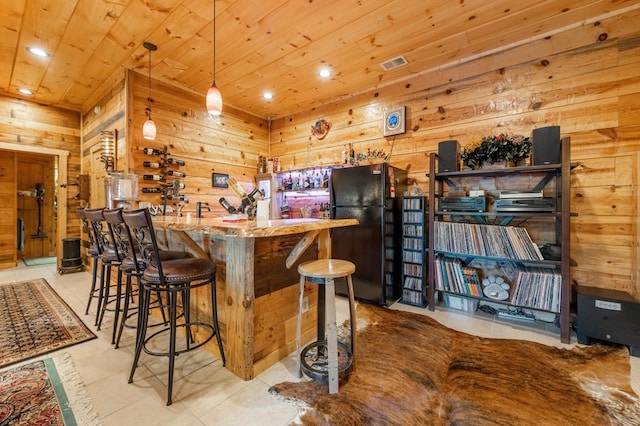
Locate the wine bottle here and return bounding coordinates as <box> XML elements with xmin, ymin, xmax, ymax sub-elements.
<box><xmin>142</xmin><ymin>187</ymin><xmax>163</xmax><ymax>193</ymax></box>
<box><xmin>219</xmin><ymin>197</ymin><xmax>237</xmax><ymax>214</ymax></box>
<box><xmin>171</xmin><ymin>182</ymin><xmax>185</xmax><ymax>190</ymax></box>
<box><xmin>167</xmin><ymin>158</ymin><xmax>185</xmax><ymax>166</ymax></box>
<box><xmin>227</xmin><ymin>176</ymin><xmax>247</xmax><ymax>198</ymax></box>
<box><xmin>143</xmin><ymin>174</ymin><xmax>165</xmax><ymax>181</ymax></box>
<box><xmin>143</xmin><ymin>148</ymin><xmax>165</xmax><ymax>156</ymax></box>
<box><xmin>167</xmin><ymin>170</ymin><xmax>186</xmax><ymax>177</ymax></box>
<box><xmin>143</xmin><ymin>161</ymin><xmax>163</xmax><ymax>168</ymax></box>
<box><xmin>161</xmin><ymin>194</ymin><xmax>188</xmax><ymax>201</ymax></box>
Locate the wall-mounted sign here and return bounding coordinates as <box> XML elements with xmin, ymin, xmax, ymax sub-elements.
<box><xmin>383</xmin><ymin>106</ymin><xmax>406</xmax><ymax>136</ymax></box>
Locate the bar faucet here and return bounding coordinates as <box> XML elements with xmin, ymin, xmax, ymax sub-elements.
<box><xmin>196</xmin><ymin>202</ymin><xmax>210</xmax><ymax>218</ymax></box>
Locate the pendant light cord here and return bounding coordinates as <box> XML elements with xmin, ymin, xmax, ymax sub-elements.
<box><xmin>143</xmin><ymin>41</ymin><xmax>157</xmax><ymax>118</ymax></box>
<box><xmin>147</xmin><ymin>46</ymin><xmax>152</xmax><ymax>117</ymax></box>
<box><xmin>212</xmin><ymin>0</ymin><xmax>216</xmax><ymax>85</ymax></box>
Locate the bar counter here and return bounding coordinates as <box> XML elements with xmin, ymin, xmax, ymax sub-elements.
<box><xmin>152</xmin><ymin>216</ymin><xmax>358</xmax><ymax>380</ymax></box>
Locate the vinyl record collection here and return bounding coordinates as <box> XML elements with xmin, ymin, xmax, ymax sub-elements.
<box><xmin>434</xmin><ymin>222</ymin><xmax>543</xmax><ymax>261</ymax></box>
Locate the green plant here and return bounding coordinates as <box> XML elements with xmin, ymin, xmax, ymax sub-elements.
<box><xmin>460</xmin><ymin>134</ymin><xmax>531</xmax><ymax>168</ymax></box>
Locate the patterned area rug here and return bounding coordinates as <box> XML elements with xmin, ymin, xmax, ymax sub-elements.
<box><xmin>0</xmin><ymin>278</ymin><xmax>96</xmax><ymax>369</ymax></box>
<box><xmin>0</xmin><ymin>352</ymin><xmax>101</xmax><ymax>425</ymax></box>
<box><xmin>270</xmin><ymin>304</ymin><xmax>640</xmax><ymax>425</ymax></box>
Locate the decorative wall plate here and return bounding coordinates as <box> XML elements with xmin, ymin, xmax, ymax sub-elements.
<box><xmin>383</xmin><ymin>106</ymin><xmax>406</xmax><ymax>136</ymax></box>
<box><xmin>310</xmin><ymin>118</ymin><xmax>331</xmax><ymax>139</ymax></box>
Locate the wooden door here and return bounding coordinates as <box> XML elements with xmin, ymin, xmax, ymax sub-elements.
<box><xmin>17</xmin><ymin>153</ymin><xmax>56</xmax><ymax>259</ymax></box>
<box><xmin>90</xmin><ymin>146</ymin><xmax>108</xmax><ymax>208</ymax></box>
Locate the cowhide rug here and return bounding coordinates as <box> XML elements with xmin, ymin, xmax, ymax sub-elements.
<box><xmin>269</xmin><ymin>304</ymin><xmax>640</xmax><ymax>425</ymax></box>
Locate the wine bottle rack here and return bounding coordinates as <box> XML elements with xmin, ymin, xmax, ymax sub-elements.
<box><xmin>142</xmin><ymin>145</ymin><xmax>187</xmax><ymax>214</ymax></box>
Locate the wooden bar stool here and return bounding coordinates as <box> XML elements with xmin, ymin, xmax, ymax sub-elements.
<box><xmin>295</xmin><ymin>258</ymin><xmax>357</xmax><ymax>394</ymax></box>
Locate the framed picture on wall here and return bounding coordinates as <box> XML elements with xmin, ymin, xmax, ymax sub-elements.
<box><xmin>212</xmin><ymin>173</ymin><xmax>228</xmax><ymax>188</ymax></box>
<box><xmin>383</xmin><ymin>106</ymin><xmax>406</xmax><ymax>136</ymax></box>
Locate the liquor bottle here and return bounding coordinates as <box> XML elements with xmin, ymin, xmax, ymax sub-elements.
<box><xmin>143</xmin><ymin>161</ymin><xmax>163</xmax><ymax>168</ymax></box>
<box><xmin>143</xmin><ymin>174</ymin><xmax>165</xmax><ymax>181</ymax></box>
<box><xmin>167</xmin><ymin>170</ymin><xmax>186</xmax><ymax>177</ymax></box>
<box><xmin>167</xmin><ymin>158</ymin><xmax>185</xmax><ymax>166</ymax></box>
<box><xmin>142</xmin><ymin>187</ymin><xmax>164</xmax><ymax>193</ymax></box>
<box><xmin>143</xmin><ymin>148</ymin><xmax>165</xmax><ymax>156</ymax></box>
<box><xmin>322</xmin><ymin>169</ymin><xmax>330</xmax><ymax>188</ymax></box>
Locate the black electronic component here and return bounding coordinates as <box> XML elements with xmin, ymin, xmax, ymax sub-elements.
<box><xmin>532</xmin><ymin>126</ymin><xmax>561</xmax><ymax>165</ymax></box>
<box><xmin>438</xmin><ymin>140</ymin><xmax>460</xmax><ymax>173</ymax></box>
<box><xmin>440</xmin><ymin>196</ymin><xmax>486</xmax><ymax>212</ymax></box>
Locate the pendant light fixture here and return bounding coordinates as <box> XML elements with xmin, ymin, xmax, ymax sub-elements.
<box><xmin>206</xmin><ymin>0</ymin><xmax>223</xmax><ymax>115</ymax></box>
<box><xmin>143</xmin><ymin>41</ymin><xmax>157</xmax><ymax>140</ymax></box>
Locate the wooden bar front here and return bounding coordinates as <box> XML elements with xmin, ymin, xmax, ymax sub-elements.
<box><xmin>152</xmin><ymin>217</ymin><xmax>358</xmax><ymax>380</ymax></box>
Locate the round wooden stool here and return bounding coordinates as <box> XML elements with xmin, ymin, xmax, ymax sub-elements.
<box><xmin>296</xmin><ymin>258</ymin><xmax>356</xmax><ymax>394</ymax></box>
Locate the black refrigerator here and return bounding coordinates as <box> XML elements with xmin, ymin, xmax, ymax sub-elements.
<box><xmin>330</xmin><ymin>163</ymin><xmax>407</xmax><ymax>306</ymax></box>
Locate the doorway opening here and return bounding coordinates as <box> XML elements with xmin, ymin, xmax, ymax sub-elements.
<box><xmin>0</xmin><ymin>143</ymin><xmax>70</xmax><ymax>270</ymax></box>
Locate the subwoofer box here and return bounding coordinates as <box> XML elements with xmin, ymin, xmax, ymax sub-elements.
<box><xmin>576</xmin><ymin>286</ymin><xmax>640</xmax><ymax>357</ymax></box>
<box><xmin>438</xmin><ymin>140</ymin><xmax>460</xmax><ymax>173</ymax></box>
<box><xmin>532</xmin><ymin>126</ymin><xmax>561</xmax><ymax>165</ymax></box>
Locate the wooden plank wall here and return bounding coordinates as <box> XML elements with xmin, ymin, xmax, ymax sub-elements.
<box><xmin>0</xmin><ymin>96</ymin><xmax>81</xmax><ymax>267</ymax></box>
<box><xmin>0</xmin><ymin>151</ymin><xmax>16</xmax><ymax>267</ymax></box>
<box><xmin>128</xmin><ymin>71</ymin><xmax>270</xmax><ymax>217</ymax></box>
<box><xmin>270</xmin><ymin>11</ymin><xmax>640</xmax><ymax>297</ymax></box>
<box><xmin>78</xmin><ymin>68</ymin><xmax>128</xmax><ymax>268</ymax></box>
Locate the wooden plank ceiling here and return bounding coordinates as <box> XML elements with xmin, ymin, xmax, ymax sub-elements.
<box><xmin>0</xmin><ymin>0</ymin><xmax>636</xmax><ymax>118</ymax></box>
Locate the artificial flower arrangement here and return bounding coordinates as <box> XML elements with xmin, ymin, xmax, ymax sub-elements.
<box><xmin>460</xmin><ymin>133</ymin><xmax>531</xmax><ymax>169</ymax></box>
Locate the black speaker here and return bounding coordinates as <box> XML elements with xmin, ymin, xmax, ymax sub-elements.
<box><xmin>532</xmin><ymin>126</ymin><xmax>561</xmax><ymax>165</ymax></box>
<box><xmin>438</xmin><ymin>140</ymin><xmax>460</xmax><ymax>173</ymax></box>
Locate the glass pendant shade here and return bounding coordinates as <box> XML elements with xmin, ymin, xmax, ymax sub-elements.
<box><xmin>207</xmin><ymin>84</ymin><xmax>223</xmax><ymax>116</ymax></box>
<box><xmin>143</xmin><ymin>118</ymin><xmax>157</xmax><ymax>140</ymax></box>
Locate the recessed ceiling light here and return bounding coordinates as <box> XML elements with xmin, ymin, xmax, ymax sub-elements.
<box><xmin>263</xmin><ymin>91</ymin><xmax>273</xmax><ymax>100</ymax></box>
<box><xmin>17</xmin><ymin>88</ymin><xmax>33</xmax><ymax>95</ymax></box>
<box><xmin>26</xmin><ymin>47</ymin><xmax>50</xmax><ymax>58</ymax></box>
<box><xmin>318</xmin><ymin>67</ymin><xmax>332</xmax><ymax>78</ymax></box>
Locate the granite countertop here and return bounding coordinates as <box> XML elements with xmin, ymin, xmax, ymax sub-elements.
<box><xmin>152</xmin><ymin>216</ymin><xmax>358</xmax><ymax>238</ymax></box>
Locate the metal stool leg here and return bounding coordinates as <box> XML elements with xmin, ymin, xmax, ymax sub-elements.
<box><xmin>85</xmin><ymin>256</ymin><xmax>99</xmax><ymax>315</ymax></box>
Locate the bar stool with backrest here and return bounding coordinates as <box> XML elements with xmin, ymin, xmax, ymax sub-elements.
<box><xmin>102</xmin><ymin>207</ymin><xmax>190</xmax><ymax>348</ymax></box>
<box><xmin>122</xmin><ymin>207</ymin><xmax>225</xmax><ymax>406</ymax></box>
<box><xmin>76</xmin><ymin>208</ymin><xmax>101</xmax><ymax>316</ymax></box>
<box><xmin>84</xmin><ymin>207</ymin><xmax>121</xmax><ymax>329</ymax></box>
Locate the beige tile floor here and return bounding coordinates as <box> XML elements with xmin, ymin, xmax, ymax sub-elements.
<box><xmin>1</xmin><ymin>261</ymin><xmax>638</xmax><ymax>425</ymax></box>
